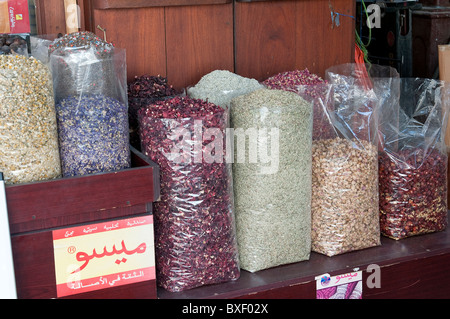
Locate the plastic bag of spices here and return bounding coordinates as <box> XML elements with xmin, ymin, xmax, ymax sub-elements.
<box><xmin>128</xmin><ymin>74</ymin><xmax>184</xmax><ymax>150</ymax></box>
<box><xmin>187</xmin><ymin>70</ymin><xmax>264</xmax><ymax>110</ymax></box>
<box><xmin>303</xmin><ymin>83</ymin><xmax>381</xmax><ymax>257</ymax></box>
<box><xmin>49</xmin><ymin>32</ymin><xmax>130</xmax><ymax>177</ymax></box>
<box><xmin>378</xmin><ymin>78</ymin><xmax>449</xmax><ymax>240</ymax></box>
<box><xmin>0</xmin><ymin>55</ymin><xmax>61</xmax><ymax>185</ymax></box>
<box><xmin>326</xmin><ymin>63</ymin><xmax>400</xmax><ymax>150</ymax></box>
<box><xmin>262</xmin><ymin>68</ymin><xmax>333</xmax><ymax>140</ymax></box>
<box><xmin>231</xmin><ymin>88</ymin><xmax>312</xmax><ymax>272</ymax></box>
<box><xmin>139</xmin><ymin>96</ymin><xmax>240</xmax><ymax>292</ymax></box>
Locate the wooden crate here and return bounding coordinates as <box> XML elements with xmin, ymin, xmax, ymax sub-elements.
<box><xmin>6</xmin><ymin>147</ymin><xmax>160</xmax><ymax>299</ymax></box>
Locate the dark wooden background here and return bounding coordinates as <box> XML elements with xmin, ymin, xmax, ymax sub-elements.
<box><xmin>34</xmin><ymin>0</ymin><xmax>355</xmax><ymax>89</ymax></box>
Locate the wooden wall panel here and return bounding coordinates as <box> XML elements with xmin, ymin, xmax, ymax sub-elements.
<box><xmin>46</xmin><ymin>0</ymin><xmax>353</xmax><ymax>87</ymax></box>
<box><xmin>165</xmin><ymin>4</ymin><xmax>234</xmax><ymax>89</ymax></box>
<box><xmin>35</xmin><ymin>0</ymin><xmax>67</xmax><ymax>35</ymax></box>
<box><xmin>294</xmin><ymin>0</ymin><xmax>355</xmax><ymax>77</ymax></box>
<box><xmin>235</xmin><ymin>0</ymin><xmax>355</xmax><ymax>81</ymax></box>
<box><xmin>234</xmin><ymin>1</ymin><xmax>297</xmax><ymax>81</ymax></box>
<box><xmin>93</xmin><ymin>7</ymin><xmax>167</xmax><ymax>81</ymax></box>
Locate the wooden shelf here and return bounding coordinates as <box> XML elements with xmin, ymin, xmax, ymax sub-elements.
<box><xmin>158</xmin><ymin>215</ymin><xmax>450</xmax><ymax>299</ymax></box>
<box><xmin>8</xmin><ymin>147</ymin><xmax>160</xmax><ymax>299</ymax></box>
<box><xmin>92</xmin><ymin>0</ymin><xmax>232</xmax><ymax>9</ymax></box>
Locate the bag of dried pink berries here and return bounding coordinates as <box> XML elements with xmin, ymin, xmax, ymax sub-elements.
<box><xmin>138</xmin><ymin>96</ymin><xmax>240</xmax><ymax>292</ymax></box>
<box><xmin>378</xmin><ymin>78</ymin><xmax>449</xmax><ymax>240</ymax></box>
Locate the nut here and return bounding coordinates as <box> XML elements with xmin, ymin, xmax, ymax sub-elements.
<box><xmin>311</xmin><ymin>138</ymin><xmax>380</xmax><ymax>256</ymax></box>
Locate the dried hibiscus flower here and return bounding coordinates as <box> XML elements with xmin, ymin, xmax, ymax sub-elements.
<box><xmin>139</xmin><ymin>96</ymin><xmax>240</xmax><ymax>292</ymax></box>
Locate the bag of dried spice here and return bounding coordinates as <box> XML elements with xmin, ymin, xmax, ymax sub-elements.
<box><xmin>128</xmin><ymin>74</ymin><xmax>183</xmax><ymax>150</ymax></box>
<box><xmin>262</xmin><ymin>69</ymin><xmax>333</xmax><ymax>140</ymax></box>
<box><xmin>326</xmin><ymin>63</ymin><xmax>400</xmax><ymax>150</ymax></box>
<box><xmin>305</xmin><ymin>83</ymin><xmax>381</xmax><ymax>257</ymax></box>
<box><xmin>49</xmin><ymin>32</ymin><xmax>130</xmax><ymax>177</ymax></box>
<box><xmin>139</xmin><ymin>96</ymin><xmax>240</xmax><ymax>292</ymax></box>
<box><xmin>0</xmin><ymin>55</ymin><xmax>61</xmax><ymax>185</ymax></box>
<box><xmin>187</xmin><ymin>69</ymin><xmax>264</xmax><ymax>110</ymax></box>
<box><xmin>231</xmin><ymin>88</ymin><xmax>313</xmax><ymax>272</ymax></box>
<box><xmin>378</xmin><ymin>78</ymin><xmax>449</xmax><ymax>240</ymax></box>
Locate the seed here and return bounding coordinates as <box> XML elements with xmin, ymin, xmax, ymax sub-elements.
<box><xmin>55</xmin><ymin>94</ymin><xmax>130</xmax><ymax>177</ymax></box>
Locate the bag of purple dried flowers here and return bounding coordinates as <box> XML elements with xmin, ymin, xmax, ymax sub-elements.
<box><xmin>49</xmin><ymin>32</ymin><xmax>130</xmax><ymax>177</ymax></box>
<box><xmin>139</xmin><ymin>96</ymin><xmax>240</xmax><ymax>292</ymax></box>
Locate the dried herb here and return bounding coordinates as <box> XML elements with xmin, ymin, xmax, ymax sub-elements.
<box><xmin>49</xmin><ymin>32</ymin><xmax>130</xmax><ymax>177</ymax></box>
<box><xmin>311</xmin><ymin>138</ymin><xmax>380</xmax><ymax>256</ymax></box>
<box><xmin>48</xmin><ymin>31</ymin><xmax>114</xmax><ymax>58</ymax></box>
<box><xmin>128</xmin><ymin>75</ymin><xmax>180</xmax><ymax>149</ymax></box>
<box><xmin>49</xmin><ymin>31</ymin><xmax>123</xmax><ymax>103</ymax></box>
<box><xmin>139</xmin><ymin>96</ymin><xmax>239</xmax><ymax>292</ymax></box>
<box><xmin>56</xmin><ymin>94</ymin><xmax>130</xmax><ymax>177</ymax></box>
<box><xmin>263</xmin><ymin>68</ymin><xmax>325</xmax><ymax>92</ymax></box>
<box><xmin>0</xmin><ymin>55</ymin><xmax>61</xmax><ymax>184</ymax></box>
<box><xmin>0</xmin><ymin>35</ymin><xmax>28</xmax><ymax>56</ymax></box>
<box><xmin>188</xmin><ymin>70</ymin><xmax>263</xmax><ymax>110</ymax></box>
<box><xmin>263</xmin><ymin>69</ymin><xmax>333</xmax><ymax>140</ymax></box>
<box><xmin>377</xmin><ymin>77</ymin><xmax>448</xmax><ymax>239</ymax></box>
<box><xmin>231</xmin><ymin>88</ymin><xmax>312</xmax><ymax>272</ymax></box>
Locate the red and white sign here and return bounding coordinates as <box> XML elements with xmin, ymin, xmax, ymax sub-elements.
<box><xmin>0</xmin><ymin>1</ymin><xmax>30</xmax><ymax>34</ymax></box>
<box><xmin>53</xmin><ymin>215</ymin><xmax>155</xmax><ymax>298</ymax></box>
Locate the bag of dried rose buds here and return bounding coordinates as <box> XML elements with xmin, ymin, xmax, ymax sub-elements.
<box><xmin>263</xmin><ymin>69</ymin><xmax>333</xmax><ymax>140</ymax></box>
<box><xmin>305</xmin><ymin>83</ymin><xmax>381</xmax><ymax>257</ymax></box>
<box><xmin>231</xmin><ymin>88</ymin><xmax>313</xmax><ymax>272</ymax></box>
<box><xmin>139</xmin><ymin>96</ymin><xmax>240</xmax><ymax>292</ymax></box>
<box><xmin>378</xmin><ymin>78</ymin><xmax>449</xmax><ymax>240</ymax></box>
<box><xmin>49</xmin><ymin>32</ymin><xmax>130</xmax><ymax>177</ymax></box>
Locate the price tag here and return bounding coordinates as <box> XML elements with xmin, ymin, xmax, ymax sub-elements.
<box><xmin>53</xmin><ymin>215</ymin><xmax>155</xmax><ymax>298</ymax></box>
<box><xmin>315</xmin><ymin>270</ymin><xmax>363</xmax><ymax>299</ymax></box>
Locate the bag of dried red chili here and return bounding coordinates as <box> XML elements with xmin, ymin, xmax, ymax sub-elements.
<box><xmin>138</xmin><ymin>96</ymin><xmax>240</xmax><ymax>292</ymax></box>
<box><xmin>378</xmin><ymin>78</ymin><xmax>449</xmax><ymax>240</ymax></box>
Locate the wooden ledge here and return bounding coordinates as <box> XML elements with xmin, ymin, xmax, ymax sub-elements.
<box><xmin>93</xmin><ymin>0</ymin><xmax>232</xmax><ymax>9</ymax></box>
<box><xmin>158</xmin><ymin>214</ymin><xmax>450</xmax><ymax>299</ymax></box>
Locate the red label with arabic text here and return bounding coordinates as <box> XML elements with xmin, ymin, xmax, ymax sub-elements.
<box><xmin>53</xmin><ymin>215</ymin><xmax>155</xmax><ymax>298</ymax></box>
